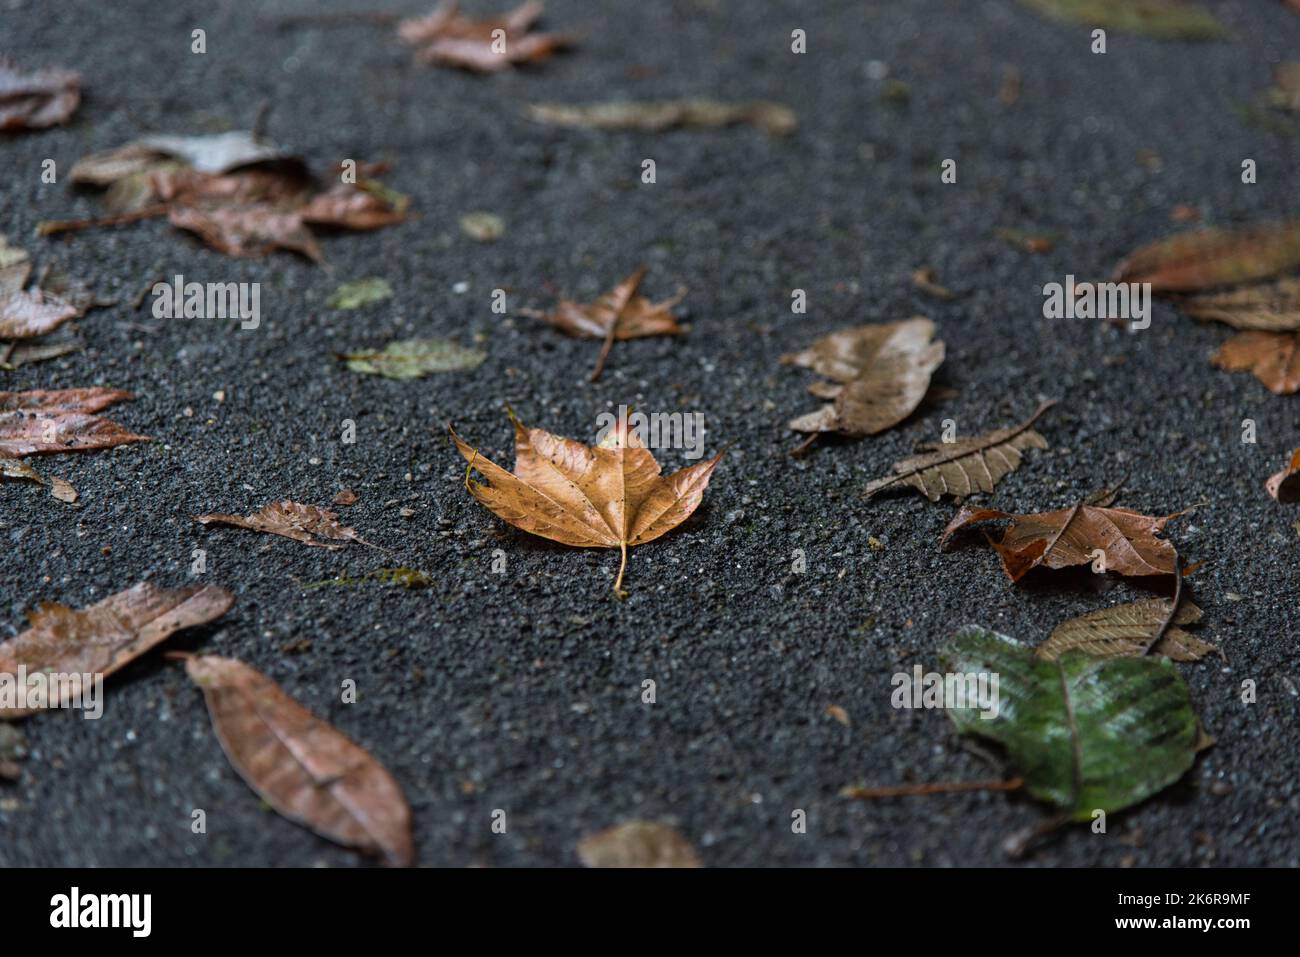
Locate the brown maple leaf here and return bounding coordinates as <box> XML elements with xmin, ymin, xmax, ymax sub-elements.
<box><xmin>0</xmin><ymin>583</ymin><xmax>233</xmax><ymax>720</ymax></box>
<box><xmin>1266</xmin><ymin>448</ymin><xmax>1300</xmax><ymax>502</ymax></box>
<box><xmin>0</xmin><ymin>388</ymin><xmax>148</xmax><ymax>458</ymax></box>
<box><xmin>782</xmin><ymin>318</ymin><xmax>945</xmax><ymax>453</ymax></box>
<box><xmin>0</xmin><ymin>58</ymin><xmax>80</xmax><ymax>131</ymax></box>
<box><xmin>1211</xmin><ymin>330</ymin><xmax>1300</xmax><ymax>394</ymax></box>
<box><xmin>521</xmin><ymin>266</ymin><xmax>686</xmax><ymax>381</ymax></box>
<box><xmin>1114</xmin><ymin>220</ymin><xmax>1300</xmax><ymax>293</ymax></box>
<box><xmin>449</xmin><ymin>411</ymin><xmax>722</xmax><ymax>598</ymax></box>
<box><xmin>398</xmin><ymin>1</ymin><xmax>574</xmax><ymax>73</ymax></box>
<box><xmin>195</xmin><ymin>500</ymin><xmax>377</xmax><ymax>549</ymax></box>
<box><xmin>940</xmin><ymin>501</ymin><xmax>1186</xmax><ymax>582</ymax></box>
<box><xmin>183</xmin><ymin>654</ymin><xmax>414</xmax><ymax>866</ymax></box>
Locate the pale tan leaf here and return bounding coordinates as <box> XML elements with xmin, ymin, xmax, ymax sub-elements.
<box><xmin>576</xmin><ymin>820</ymin><xmax>701</xmax><ymax>868</ymax></box>
<box><xmin>195</xmin><ymin>500</ymin><xmax>374</xmax><ymax>549</ymax></box>
<box><xmin>1037</xmin><ymin>600</ymin><xmax>1215</xmax><ymax>662</ymax></box>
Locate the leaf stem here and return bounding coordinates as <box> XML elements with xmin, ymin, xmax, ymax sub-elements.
<box><xmin>613</xmin><ymin>539</ymin><xmax>629</xmax><ymax>600</ymax></box>
<box><xmin>1142</xmin><ymin>550</ymin><xmax>1184</xmax><ymax>655</ymax></box>
<box><xmin>38</xmin><ymin>204</ymin><xmax>171</xmax><ymax>238</ymax></box>
<box><xmin>840</xmin><ymin>776</ymin><xmax>1023</xmax><ymax>800</ymax></box>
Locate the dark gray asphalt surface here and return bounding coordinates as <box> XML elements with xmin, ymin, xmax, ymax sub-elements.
<box><xmin>2</xmin><ymin>0</ymin><xmax>1298</xmax><ymax>867</ymax></box>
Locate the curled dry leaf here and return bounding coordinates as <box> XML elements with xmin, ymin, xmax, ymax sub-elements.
<box><xmin>941</xmin><ymin>500</ymin><xmax>1184</xmax><ymax>582</ymax></box>
<box><xmin>782</xmin><ymin>318</ymin><xmax>945</xmax><ymax>441</ymax></box>
<box><xmin>0</xmin><ymin>583</ymin><xmax>233</xmax><ymax>720</ymax></box>
<box><xmin>0</xmin><ymin>388</ymin><xmax>148</xmax><ymax>458</ymax></box>
<box><xmin>1266</xmin><ymin>448</ymin><xmax>1300</xmax><ymax>503</ymax></box>
<box><xmin>1178</xmin><ymin>276</ymin><xmax>1300</xmax><ymax>331</ymax></box>
<box><xmin>1018</xmin><ymin>0</ymin><xmax>1226</xmax><ymax>39</ymax></box>
<box><xmin>0</xmin><ymin>58</ymin><xmax>80</xmax><ymax>131</ymax></box>
<box><xmin>1114</xmin><ymin>221</ymin><xmax>1300</xmax><ymax>293</ymax></box>
<box><xmin>0</xmin><ymin>236</ymin><xmax>103</xmax><ymax>346</ymax></box>
<box><xmin>942</xmin><ymin>625</ymin><xmax>1201</xmax><ymax>820</ymax></box>
<box><xmin>521</xmin><ymin>266</ymin><xmax>685</xmax><ymax>381</ymax></box>
<box><xmin>910</xmin><ymin>266</ymin><xmax>955</xmax><ymax>301</ymax></box>
<box><xmin>1037</xmin><ymin>599</ymin><xmax>1217</xmax><ymax>662</ymax></box>
<box><xmin>576</xmin><ymin>821</ymin><xmax>702</xmax><ymax>868</ymax></box>
<box><xmin>527</xmin><ymin>98</ymin><xmax>797</xmax><ymax>137</ymax></box>
<box><xmin>3</xmin><ymin>458</ymin><xmax>78</xmax><ymax>504</ymax></box>
<box><xmin>449</xmin><ymin>411</ymin><xmax>722</xmax><ymax>598</ymax></box>
<box><xmin>398</xmin><ymin>0</ymin><xmax>574</xmax><ymax>73</ymax></box>
<box><xmin>1211</xmin><ymin>331</ymin><xmax>1300</xmax><ymax>394</ymax></box>
<box><xmin>184</xmin><ymin>654</ymin><xmax>414</xmax><ymax>866</ymax></box>
<box><xmin>864</xmin><ymin>400</ymin><xmax>1054</xmax><ymax>501</ymax></box>
<box><xmin>338</xmin><ymin>338</ymin><xmax>486</xmax><ymax>379</ymax></box>
<box><xmin>196</xmin><ymin>500</ymin><xmax>375</xmax><ymax>550</ymax></box>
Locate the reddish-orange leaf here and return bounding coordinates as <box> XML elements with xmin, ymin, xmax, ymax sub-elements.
<box><xmin>0</xmin><ymin>583</ymin><xmax>234</xmax><ymax>719</ymax></box>
<box><xmin>184</xmin><ymin>654</ymin><xmax>414</xmax><ymax>866</ymax></box>
<box><xmin>1211</xmin><ymin>330</ymin><xmax>1300</xmax><ymax>394</ymax></box>
<box><xmin>1266</xmin><ymin>448</ymin><xmax>1300</xmax><ymax>503</ymax></box>
<box><xmin>398</xmin><ymin>1</ymin><xmax>574</xmax><ymax>73</ymax></box>
<box><xmin>1114</xmin><ymin>221</ymin><xmax>1300</xmax><ymax>293</ymax></box>
<box><xmin>0</xmin><ymin>58</ymin><xmax>80</xmax><ymax>131</ymax></box>
<box><xmin>0</xmin><ymin>388</ymin><xmax>148</xmax><ymax>458</ymax></box>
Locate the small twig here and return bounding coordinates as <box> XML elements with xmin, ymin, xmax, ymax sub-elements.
<box><xmin>39</xmin><ymin>204</ymin><xmax>170</xmax><ymax>238</ymax></box>
<box><xmin>840</xmin><ymin>776</ymin><xmax>1023</xmax><ymax>800</ymax></box>
<box><xmin>133</xmin><ymin>274</ymin><xmax>165</xmax><ymax>310</ymax></box>
<box><xmin>1142</xmin><ymin>551</ymin><xmax>1184</xmax><ymax>655</ymax></box>
<box><xmin>789</xmin><ymin>432</ymin><xmax>820</xmax><ymax>458</ymax></box>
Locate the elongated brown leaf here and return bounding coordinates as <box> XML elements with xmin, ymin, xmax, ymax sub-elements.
<box><xmin>0</xmin><ymin>290</ymin><xmax>78</xmax><ymax>339</ymax></box>
<box><xmin>399</xmin><ymin>1</ymin><xmax>574</xmax><ymax>73</ymax></box>
<box><xmin>0</xmin><ymin>58</ymin><xmax>80</xmax><ymax>131</ymax></box>
<box><xmin>0</xmin><ymin>388</ymin><xmax>148</xmax><ymax>458</ymax></box>
<box><xmin>783</xmin><ymin>318</ymin><xmax>945</xmax><ymax>439</ymax></box>
<box><xmin>1114</xmin><ymin>221</ymin><xmax>1300</xmax><ymax>293</ymax></box>
<box><xmin>941</xmin><ymin>501</ymin><xmax>1183</xmax><ymax>582</ymax></box>
<box><xmin>184</xmin><ymin>654</ymin><xmax>413</xmax><ymax>866</ymax></box>
<box><xmin>1</xmin><ymin>458</ymin><xmax>77</xmax><ymax>504</ymax></box>
<box><xmin>576</xmin><ymin>821</ymin><xmax>702</xmax><ymax>868</ymax></box>
<box><xmin>1037</xmin><ymin>599</ymin><xmax>1216</xmax><ymax>662</ymax></box>
<box><xmin>527</xmin><ymin>98</ymin><xmax>797</xmax><ymax>136</ymax></box>
<box><xmin>1266</xmin><ymin>448</ymin><xmax>1300</xmax><ymax>502</ymax></box>
<box><xmin>196</xmin><ymin>500</ymin><xmax>374</xmax><ymax>549</ymax></box>
<box><xmin>450</xmin><ymin>411</ymin><xmax>722</xmax><ymax>597</ymax></box>
<box><xmin>1178</xmin><ymin>276</ymin><xmax>1300</xmax><ymax>331</ymax></box>
<box><xmin>0</xmin><ymin>583</ymin><xmax>233</xmax><ymax>720</ymax></box>
<box><xmin>1211</xmin><ymin>330</ymin><xmax>1300</xmax><ymax>394</ymax></box>
<box><xmin>865</xmin><ymin>400</ymin><xmax>1053</xmax><ymax>501</ymax></box>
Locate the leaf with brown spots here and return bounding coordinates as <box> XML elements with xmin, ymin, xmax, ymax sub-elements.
<box><xmin>398</xmin><ymin>1</ymin><xmax>574</xmax><ymax>73</ymax></box>
<box><xmin>521</xmin><ymin>266</ymin><xmax>685</xmax><ymax>381</ymax></box>
<box><xmin>1266</xmin><ymin>448</ymin><xmax>1300</xmax><ymax>502</ymax></box>
<box><xmin>449</xmin><ymin>410</ymin><xmax>722</xmax><ymax>598</ymax></box>
<box><xmin>184</xmin><ymin>654</ymin><xmax>413</xmax><ymax>866</ymax></box>
<box><xmin>576</xmin><ymin>820</ymin><xmax>701</xmax><ymax>868</ymax></box>
<box><xmin>782</xmin><ymin>318</ymin><xmax>945</xmax><ymax>448</ymax></box>
<box><xmin>941</xmin><ymin>501</ymin><xmax>1185</xmax><ymax>582</ymax></box>
<box><xmin>1211</xmin><ymin>331</ymin><xmax>1300</xmax><ymax>394</ymax></box>
<box><xmin>0</xmin><ymin>388</ymin><xmax>148</xmax><ymax>458</ymax></box>
<box><xmin>195</xmin><ymin>500</ymin><xmax>376</xmax><ymax>550</ymax></box>
<box><xmin>0</xmin><ymin>58</ymin><xmax>80</xmax><ymax>131</ymax></box>
<box><xmin>0</xmin><ymin>583</ymin><xmax>233</xmax><ymax>720</ymax></box>
<box><xmin>1037</xmin><ymin>599</ymin><xmax>1216</xmax><ymax>663</ymax></box>
<box><xmin>1114</xmin><ymin>221</ymin><xmax>1300</xmax><ymax>293</ymax></box>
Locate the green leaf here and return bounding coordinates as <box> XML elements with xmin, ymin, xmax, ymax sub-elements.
<box><xmin>339</xmin><ymin>338</ymin><xmax>485</xmax><ymax>379</ymax></box>
<box><xmin>328</xmin><ymin>278</ymin><xmax>393</xmax><ymax>310</ymax></box>
<box><xmin>1019</xmin><ymin>0</ymin><xmax>1227</xmax><ymax>40</ymax></box>
<box><xmin>940</xmin><ymin>625</ymin><xmax>1200</xmax><ymax>820</ymax></box>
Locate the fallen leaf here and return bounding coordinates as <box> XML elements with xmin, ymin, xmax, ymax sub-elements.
<box><xmin>1211</xmin><ymin>330</ymin><xmax>1300</xmax><ymax>394</ymax></box>
<box><xmin>865</xmin><ymin>400</ymin><xmax>1053</xmax><ymax>501</ymax></box>
<box><xmin>300</xmin><ymin>182</ymin><xmax>408</xmax><ymax>230</ymax></box>
<box><xmin>0</xmin><ymin>458</ymin><xmax>77</xmax><ymax>504</ymax></box>
<box><xmin>338</xmin><ymin>338</ymin><xmax>486</xmax><ymax>379</ymax></box>
<box><xmin>1037</xmin><ymin>599</ymin><xmax>1216</xmax><ymax>662</ymax></box>
<box><xmin>449</xmin><ymin>410</ymin><xmax>723</xmax><ymax>597</ymax></box>
<box><xmin>1266</xmin><ymin>448</ymin><xmax>1300</xmax><ymax>502</ymax></box>
<box><xmin>1178</xmin><ymin>277</ymin><xmax>1300</xmax><ymax>331</ymax></box>
<box><xmin>576</xmin><ymin>821</ymin><xmax>701</xmax><ymax>868</ymax></box>
<box><xmin>333</xmin><ymin>488</ymin><xmax>358</xmax><ymax>506</ymax></box>
<box><xmin>1267</xmin><ymin>62</ymin><xmax>1300</xmax><ymax>112</ymax></box>
<box><xmin>0</xmin><ymin>583</ymin><xmax>233</xmax><ymax>720</ymax></box>
<box><xmin>521</xmin><ymin>266</ymin><xmax>685</xmax><ymax>381</ymax></box>
<box><xmin>0</xmin><ymin>236</ymin><xmax>104</xmax><ymax>347</ymax></box>
<box><xmin>995</xmin><ymin>228</ymin><xmax>1055</xmax><ymax>254</ymax></box>
<box><xmin>196</xmin><ymin>501</ymin><xmax>376</xmax><ymax>549</ymax></box>
<box><xmin>459</xmin><ymin>211</ymin><xmax>505</xmax><ymax>242</ymax></box>
<box><xmin>184</xmin><ymin>654</ymin><xmax>414</xmax><ymax>866</ymax></box>
<box><xmin>0</xmin><ymin>388</ymin><xmax>148</xmax><ymax>458</ymax></box>
<box><xmin>327</xmin><ymin>278</ymin><xmax>393</xmax><ymax>310</ymax></box>
<box><xmin>825</xmin><ymin>704</ymin><xmax>851</xmax><ymax>726</ymax></box>
<box><xmin>1018</xmin><ymin>0</ymin><xmax>1226</xmax><ymax>39</ymax></box>
<box><xmin>0</xmin><ymin>58</ymin><xmax>80</xmax><ymax>131</ymax></box>
<box><xmin>941</xmin><ymin>500</ymin><xmax>1183</xmax><ymax>582</ymax></box>
<box><xmin>527</xmin><ymin>97</ymin><xmax>796</xmax><ymax>136</ymax></box>
<box><xmin>48</xmin><ymin>476</ymin><xmax>77</xmax><ymax>503</ymax></box>
<box><xmin>942</xmin><ymin>625</ymin><xmax>1201</xmax><ymax>820</ymax></box>
<box><xmin>782</xmin><ymin>318</ymin><xmax>945</xmax><ymax>441</ymax></box>
<box><xmin>911</xmin><ymin>266</ymin><xmax>955</xmax><ymax>300</ymax></box>
<box><xmin>1114</xmin><ymin>221</ymin><xmax>1300</xmax><ymax>293</ymax></box>
<box><xmin>399</xmin><ymin>0</ymin><xmax>574</xmax><ymax>73</ymax></box>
